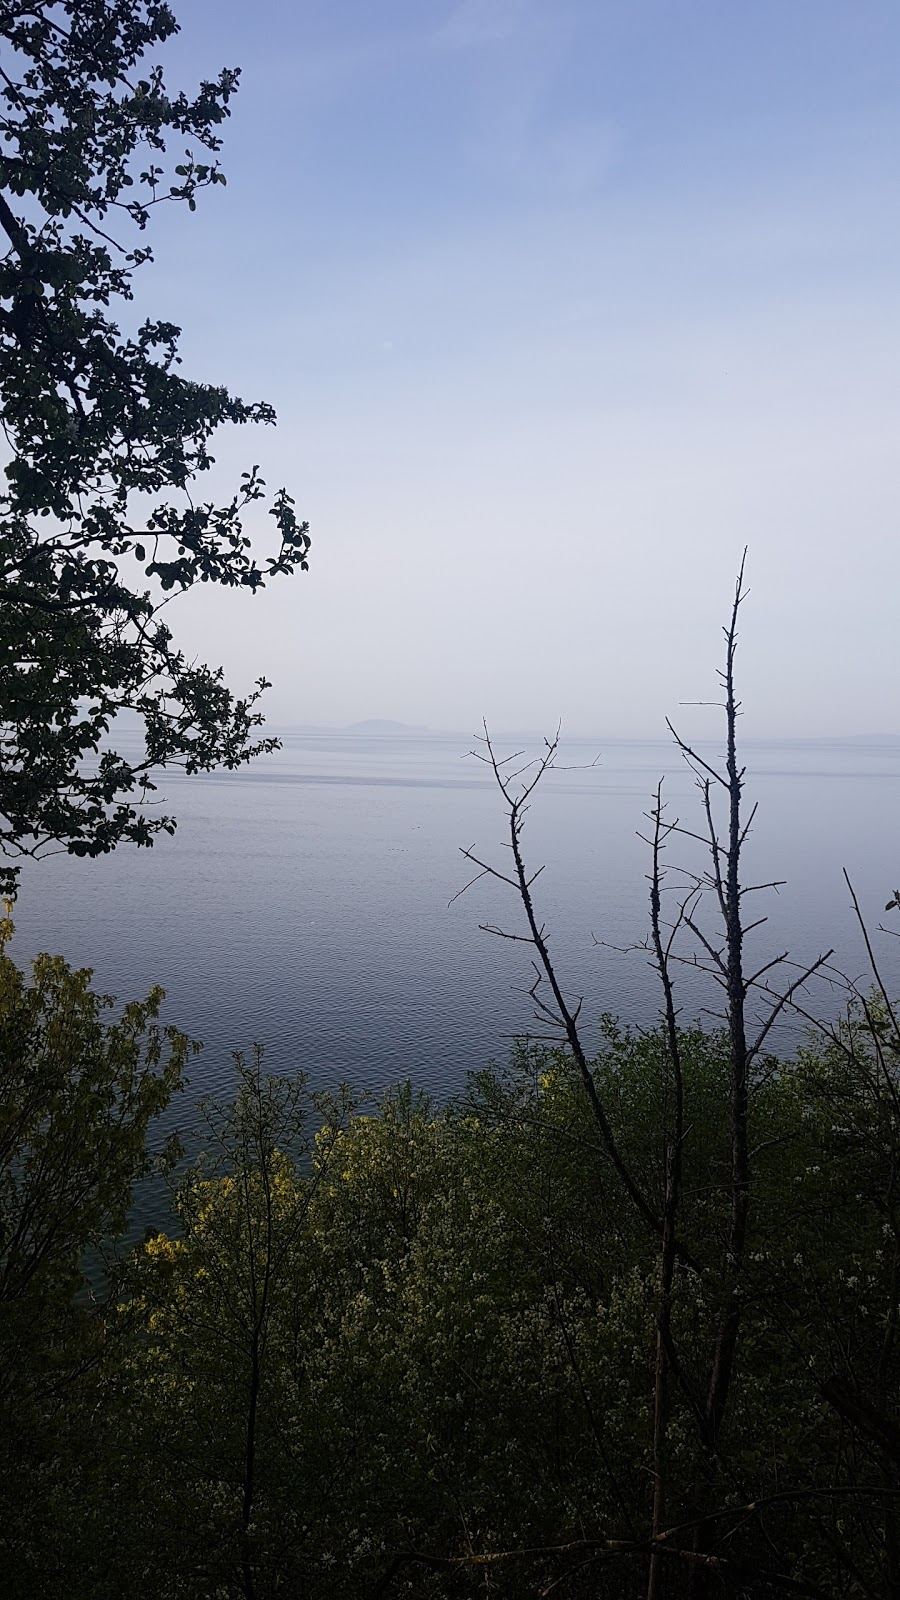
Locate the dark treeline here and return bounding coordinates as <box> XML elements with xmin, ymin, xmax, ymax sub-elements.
<box><xmin>2</xmin><ymin>925</ymin><xmax>900</xmax><ymax>1598</ymax></box>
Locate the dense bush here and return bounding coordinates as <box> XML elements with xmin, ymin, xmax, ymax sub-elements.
<box><xmin>2</xmin><ymin>929</ymin><xmax>898</xmax><ymax>1598</ymax></box>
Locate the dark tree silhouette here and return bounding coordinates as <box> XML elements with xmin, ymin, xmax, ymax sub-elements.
<box><xmin>0</xmin><ymin>0</ymin><xmax>310</xmax><ymax>890</ymax></box>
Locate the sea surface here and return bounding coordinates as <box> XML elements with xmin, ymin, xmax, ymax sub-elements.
<box><xmin>10</xmin><ymin>728</ymin><xmax>900</xmax><ymax>1112</ymax></box>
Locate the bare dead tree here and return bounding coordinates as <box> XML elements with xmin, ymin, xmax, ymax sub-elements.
<box><xmin>453</xmin><ymin>736</ymin><xmax>720</xmax><ymax>1597</ymax></box>
<box><xmin>449</xmin><ymin>558</ymin><xmax>842</xmax><ymax>1595</ymax></box>
<box><xmin>642</xmin><ymin>784</ymin><xmax>687</xmax><ymax>1600</ymax></box>
<box><xmin>664</xmin><ymin>554</ymin><xmax>832</xmax><ymax>1463</ymax></box>
<box><xmin>453</xmin><ymin>727</ymin><xmax>664</xmax><ymax>1245</ymax></box>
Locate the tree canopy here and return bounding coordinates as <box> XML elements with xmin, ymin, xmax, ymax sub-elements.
<box><xmin>3</xmin><ymin>994</ymin><xmax>899</xmax><ymax>1598</ymax></box>
<box><xmin>0</xmin><ymin>0</ymin><xmax>310</xmax><ymax>891</ymax></box>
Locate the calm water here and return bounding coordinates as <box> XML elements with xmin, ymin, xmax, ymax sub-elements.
<box><xmin>10</xmin><ymin>730</ymin><xmax>900</xmax><ymax>1109</ymax></box>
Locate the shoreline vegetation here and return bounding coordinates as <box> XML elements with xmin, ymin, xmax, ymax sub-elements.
<box><xmin>3</xmin><ymin>576</ymin><xmax>900</xmax><ymax>1595</ymax></box>
<box><xmin>2</xmin><ymin>931</ymin><xmax>900</xmax><ymax>1597</ymax></box>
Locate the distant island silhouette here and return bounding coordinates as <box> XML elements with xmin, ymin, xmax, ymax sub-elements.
<box><xmin>343</xmin><ymin>719</ymin><xmax>430</xmax><ymax>735</ymax></box>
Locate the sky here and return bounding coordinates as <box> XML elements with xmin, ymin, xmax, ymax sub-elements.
<box><xmin>135</xmin><ymin>0</ymin><xmax>899</xmax><ymax>737</ymax></box>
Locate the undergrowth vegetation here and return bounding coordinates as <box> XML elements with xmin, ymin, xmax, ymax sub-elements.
<box><xmin>2</xmin><ymin>931</ymin><xmax>899</xmax><ymax>1597</ymax></box>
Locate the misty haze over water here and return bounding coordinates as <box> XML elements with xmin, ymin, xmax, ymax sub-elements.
<box><xmin>10</xmin><ymin>727</ymin><xmax>900</xmax><ymax>1108</ymax></box>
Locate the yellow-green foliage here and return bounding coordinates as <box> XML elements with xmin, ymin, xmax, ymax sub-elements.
<box><xmin>3</xmin><ymin>968</ymin><xmax>900</xmax><ymax>1598</ymax></box>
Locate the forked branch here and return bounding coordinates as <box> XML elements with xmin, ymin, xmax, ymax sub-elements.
<box><xmin>455</xmin><ymin>724</ymin><xmax>675</xmax><ymax>1252</ymax></box>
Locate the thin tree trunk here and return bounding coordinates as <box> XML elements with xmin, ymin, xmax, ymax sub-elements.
<box><xmin>241</xmin><ymin>1329</ymin><xmax>261</xmax><ymax>1600</ymax></box>
<box><xmin>647</xmin><ymin>786</ymin><xmax>685</xmax><ymax>1600</ymax></box>
<box><xmin>704</xmin><ymin>592</ymin><xmax>750</xmax><ymax>1449</ymax></box>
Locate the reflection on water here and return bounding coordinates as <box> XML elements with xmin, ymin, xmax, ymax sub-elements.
<box><xmin>10</xmin><ymin>730</ymin><xmax>900</xmax><ymax>1109</ymax></box>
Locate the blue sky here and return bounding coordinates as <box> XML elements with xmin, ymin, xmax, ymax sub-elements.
<box><xmin>141</xmin><ymin>0</ymin><xmax>899</xmax><ymax>734</ymax></box>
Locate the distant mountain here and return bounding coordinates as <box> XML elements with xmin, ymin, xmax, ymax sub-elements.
<box><xmin>344</xmin><ymin>719</ymin><xmax>430</xmax><ymax>735</ymax></box>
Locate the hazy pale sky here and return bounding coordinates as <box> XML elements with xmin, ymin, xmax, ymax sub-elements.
<box><xmin>140</xmin><ymin>0</ymin><xmax>897</xmax><ymax>736</ymax></box>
